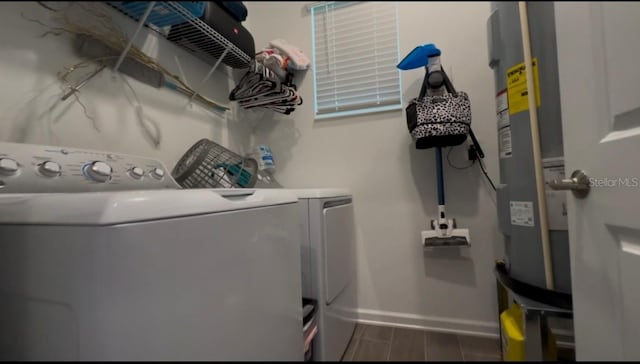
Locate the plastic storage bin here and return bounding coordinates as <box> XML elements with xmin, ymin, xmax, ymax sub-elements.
<box><xmin>166</xmin><ymin>1</ymin><xmax>255</xmax><ymax>68</ymax></box>
<box><xmin>110</xmin><ymin>2</ymin><xmax>206</xmax><ymax>28</ymax></box>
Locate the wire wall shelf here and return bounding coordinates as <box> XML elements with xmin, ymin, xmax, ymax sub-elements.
<box><xmin>106</xmin><ymin>2</ymin><xmax>253</xmax><ymax>70</ymax></box>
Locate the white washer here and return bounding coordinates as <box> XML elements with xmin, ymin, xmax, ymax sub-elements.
<box><xmin>0</xmin><ymin>142</ymin><xmax>304</xmax><ymax>361</ymax></box>
<box><xmin>289</xmin><ymin>189</ymin><xmax>357</xmax><ymax>361</ymax></box>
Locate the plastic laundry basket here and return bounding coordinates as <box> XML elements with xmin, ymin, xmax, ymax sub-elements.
<box><xmin>172</xmin><ymin>138</ymin><xmax>258</xmax><ymax>189</ymax></box>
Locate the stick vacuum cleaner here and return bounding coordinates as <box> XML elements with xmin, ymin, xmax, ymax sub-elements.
<box><xmin>399</xmin><ymin>44</ymin><xmax>484</xmax><ymax>248</ymax></box>
<box><xmin>418</xmin><ymin>53</ymin><xmax>473</xmax><ymax>248</ymax></box>
<box><xmin>421</xmin><ymin>145</ymin><xmax>471</xmax><ymax>247</ymax></box>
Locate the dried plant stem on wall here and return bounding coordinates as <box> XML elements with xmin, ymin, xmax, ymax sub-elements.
<box><xmin>22</xmin><ymin>2</ymin><xmax>228</xmax><ymax>137</ymax></box>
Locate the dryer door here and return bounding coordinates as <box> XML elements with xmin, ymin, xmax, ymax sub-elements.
<box><xmin>323</xmin><ymin>201</ymin><xmax>355</xmax><ymax>305</ymax></box>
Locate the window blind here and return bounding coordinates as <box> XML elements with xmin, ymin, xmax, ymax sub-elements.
<box><xmin>311</xmin><ymin>2</ymin><xmax>402</xmax><ymax>117</ymax></box>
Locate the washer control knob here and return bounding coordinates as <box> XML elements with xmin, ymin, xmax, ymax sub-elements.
<box><xmin>150</xmin><ymin>168</ymin><xmax>165</xmax><ymax>180</ymax></box>
<box><xmin>84</xmin><ymin>161</ymin><xmax>112</xmax><ymax>183</ymax></box>
<box><xmin>0</xmin><ymin>158</ymin><xmax>19</xmax><ymax>176</ymax></box>
<box><xmin>129</xmin><ymin>167</ymin><xmax>145</xmax><ymax>180</ymax></box>
<box><xmin>39</xmin><ymin>161</ymin><xmax>62</xmax><ymax>177</ymax></box>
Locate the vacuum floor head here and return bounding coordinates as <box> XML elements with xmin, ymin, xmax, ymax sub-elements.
<box><xmin>422</xmin><ymin>228</ymin><xmax>470</xmax><ymax>248</ymax></box>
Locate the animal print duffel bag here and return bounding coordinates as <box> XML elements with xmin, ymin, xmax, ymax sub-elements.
<box><xmin>405</xmin><ymin>68</ymin><xmax>471</xmax><ymax>150</ymax></box>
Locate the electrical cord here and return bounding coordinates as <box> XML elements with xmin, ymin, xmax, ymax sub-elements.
<box><xmin>38</xmin><ymin>2</ymin><xmax>59</xmax><ymax>11</ymax></box>
<box><xmin>446</xmin><ymin>146</ymin><xmax>474</xmax><ymax>170</ymax></box>
<box><xmin>476</xmin><ymin>151</ymin><xmax>497</xmax><ymax>191</ymax></box>
<box><xmin>447</xmin><ymin>145</ymin><xmax>498</xmax><ymax>192</ymax></box>
<box><xmin>38</xmin><ymin>2</ymin><xmax>73</xmax><ymax>12</ymax></box>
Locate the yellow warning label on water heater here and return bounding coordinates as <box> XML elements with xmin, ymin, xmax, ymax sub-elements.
<box><xmin>506</xmin><ymin>58</ymin><xmax>541</xmax><ymax>115</ymax></box>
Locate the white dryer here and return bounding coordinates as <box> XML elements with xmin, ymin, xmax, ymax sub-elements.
<box><xmin>0</xmin><ymin>142</ymin><xmax>304</xmax><ymax>361</ymax></box>
<box><xmin>289</xmin><ymin>189</ymin><xmax>357</xmax><ymax>362</ymax></box>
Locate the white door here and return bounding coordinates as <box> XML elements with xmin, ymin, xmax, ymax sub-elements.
<box><xmin>555</xmin><ymin>2</ymin><xmax>640</xmax><ymax>360</ymax></box>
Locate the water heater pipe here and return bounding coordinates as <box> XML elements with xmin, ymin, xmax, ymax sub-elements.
<box><xmin>518</xmin><ymin>1</ymin><xmax>554</xmax><ymax>290</ymax></box>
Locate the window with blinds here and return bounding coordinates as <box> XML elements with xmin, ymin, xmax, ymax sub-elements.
<box><xmin>311</xmin><ymin>1</ymin><xmax>402</xmax><ymax>118</ymax></box>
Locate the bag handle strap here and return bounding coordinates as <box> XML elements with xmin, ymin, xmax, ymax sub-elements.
<box><xmin>440</xmin><ymin>70</ymin><xmax>486</xmax><ymax>157</ymax></box>
<box><xmin>418</xmin><ymin>66</ymin><xmax>430</xmax><ymax>99</ymax></box>
<box><xmin>440</xmin><ymin>69</ymin><xmax>457</xmax><ymax>95</ymax></box>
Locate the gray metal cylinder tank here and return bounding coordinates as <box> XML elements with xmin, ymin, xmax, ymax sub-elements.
<box><xmin>487</xmin><ymin>2</ymin><xmax>571</xmax><ymax>293</ymax></box>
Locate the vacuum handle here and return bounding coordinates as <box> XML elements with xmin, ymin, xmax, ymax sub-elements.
<box><xmin>435</xmin><ymin>147</ymin><xmax>445</xmax><ymax>206</ymax></box>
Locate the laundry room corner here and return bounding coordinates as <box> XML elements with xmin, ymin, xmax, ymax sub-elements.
<box><xmin>243</xmin><ymin>1</ymin><xmax>504</xmax><ymax>336</ymax></box>
<box><xmin>0</xmin><ymin>2</ymin><xmax>253</xmax><ymax>167</ymax></box>
<box><xmin>3</xmin><ymin>0</ymin><xmax>639</xmax><ymax>360</ymax></box>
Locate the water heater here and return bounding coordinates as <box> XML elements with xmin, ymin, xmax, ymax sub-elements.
<box><xmin>487</xmin><ymin>2</ymin><xmax>571</xmax><ymax>293</ymax></box>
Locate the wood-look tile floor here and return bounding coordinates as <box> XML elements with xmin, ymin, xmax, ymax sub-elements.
<box><xmin>342</xmin><ymin>324</ymin><xmax>502</xmax><ymax>362</ymax></box>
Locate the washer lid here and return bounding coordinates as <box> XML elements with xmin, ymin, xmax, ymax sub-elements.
<box><xmin>0</xmin><ymin>189</ymin><xmax>298</xmax><ymax>225</ymax></box>
<box><xmin>282</xmin><ymin>188</ymin><xmax>351</xmax><ymax>199</ymax></box>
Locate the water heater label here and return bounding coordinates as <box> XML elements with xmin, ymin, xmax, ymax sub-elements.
<box><xmin>506</xmin><ymin>58</ymin><xmax>541</xmax><ymax>115</ymax></box>
<box><xmin>496</xmin><ymin>90</ymin><xmax>510</xmax><ymax>129</ymax></box>
<box><xmin>498</xmin><ymin>126</ymin><xmax>512</xmax><ymax>159</ymax></box>
<box><xmin>510</xmin><ymin>201</ymin><xmax>535</xmax><ymax>227</ymax></box>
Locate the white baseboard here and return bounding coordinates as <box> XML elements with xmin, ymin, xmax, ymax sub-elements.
<box><xmin>350</xmin><ymin>308</ymin><xmax>500</xmax><ymax>338</ymax></box>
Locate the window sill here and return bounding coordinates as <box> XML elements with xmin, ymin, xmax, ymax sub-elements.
<box><xmin>314</xmin><ymin>104</ymin><xmax>403</xmax><ymax>120</ymax></box>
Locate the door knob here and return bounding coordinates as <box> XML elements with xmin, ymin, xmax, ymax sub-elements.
<box><xmin>548</xmin><ymin>169</ymin><xmax>590</xmax><ymax>198</ymax></box>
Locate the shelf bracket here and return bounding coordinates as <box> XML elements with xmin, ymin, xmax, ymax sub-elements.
<box><xmin>189</xmin><ymin>45</ymin><xmax>231</xmax><ymax>105</ymax></box>
<box><xmin>113</xmin><ymin>1</ymin><xmax>156</xmax><ymax>74</ymax></box>
<box><xmin>61</xmin><ymin>64</ymin><xmax>107</xmax><ymax>101</ymax></box>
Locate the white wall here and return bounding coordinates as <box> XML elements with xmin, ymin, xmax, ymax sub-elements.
<box><xmin>245</xmin><ymin>1</ymin><xmax>503</xmax><ymax>336</ymax></box>
<box><xmin>0</xmin><ymin>2</ymin><xmax>251</xmax><ymax>167</ymax></box>
<box><xmin>1</xmin><ymin>1</ymin><xmax>504</xmax><ymax>337</ymax></box>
